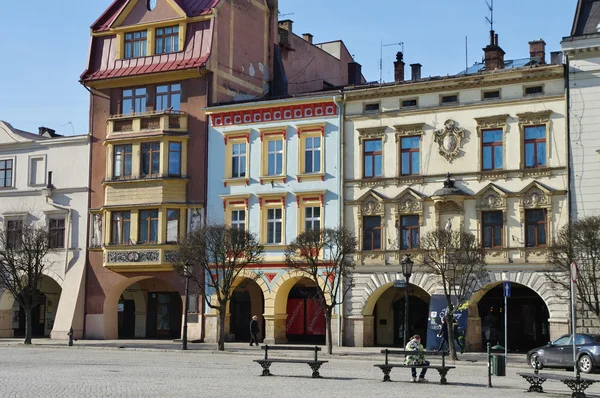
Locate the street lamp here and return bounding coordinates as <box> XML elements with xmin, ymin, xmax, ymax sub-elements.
<box><xmin>182</xmin><ymin>263</ymin><xmax>190</xmax><ymax>351</ymax></box>
<box><xmin>401</xmin><ymin>254</ymin><xmax>414</xmax><ymax>348</ymax></box>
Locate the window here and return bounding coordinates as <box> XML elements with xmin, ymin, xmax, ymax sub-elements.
<box><xmin>231</xmin><ymin>210</ymin><xmax>246</xmax><ymax>231</ymax></box>
<box><xmin>6</xmin><ymin>220</ymin><xmax>23</xmax><ymax>249</ymax></box>
<box><xmin>304</xmin><ymin>136</ymin><xmax>321</xmax><ymax>174</ymax></box>
<box><xmin>304</xmin><ymin>207</ymin><xmax>321</xmax><ymax>231</ymax></box>
<box><xmin>267</xmin><ymin>139</ymin><xmax>284</xmax><ymax>176</ymax></box>
<box><xmin>166</xmin><ymin>209</ymin><xmax>180</xmax><ymax>243</ymax></box>
<box><xmin>0</xmin><ymin>159</ymin><xmax>13</xmax><ymax>188</ymax></box>
<box><xmin>482</xmin><ymin>211</ymin><xmax>503</xmax><ymax>248</ymax></box>
<box><xmin>168</xmin><ymin>142</ymin><xmax>182</xmax><ymax>176</ymax></box>
<box><xmin>48</xmin><ymin>218</ymin><xmax>65</xmax><ymax>249</ymax></box>
<box><xmin>363</xmin><ymin>139</ymin><xmax>382</xmax><ymax>178</ymax></box>
<box><xmin>526</xmin><ymin>209</ymin><xmax>547</xmax><ymax>247</ymax></box>
<box><xmin>401</xmin><ymin>136</ymin><xmax>420</xmax><ymax>175</ymax></box>
<box><xmin>365</xmin><ymin>103</ymin><xmax>380</xmax><ymax>112</ymax></box>
<box><xmin>401</xmin><ymin>99</ymin><xmax>418</xmax><ymax>108</ymax></box>
<box><xmin>400</xmin><ymin>215</ymin><xmax>419</xmax><ymax>249</ymax></box>
<box><xmin>363</xmin><ymin>216</ymin><xmax>381</xmax><ymax>251</ymax></box>
<box><xmin>124</xmin><ymin>31</ymin><xmax>147</xmax><ymax>59</ymax></box>
<box><xmin>266</xmin><ymin>208</ymin><xmax>283</xmax><ymax>244</ymax></box>
<box><xmin>524</xmin><ymin>126</ymin><xmax>546</xmax><ymax>168</ymax></box>
<box><xmin>111</xmin><ymin>211</ymin><xmax>131</xmax><ymax>245</ymax></box>
<box><xmin>139</xmin><ymin>209</ymin><xmax>159</xmax><ymax>244</ymax></box>
<box><xmin>155</xmin><ymin>26</ymin><xmax>179</xmax><ymax>54</ymax></box>
<box><xmin>231</xmin><ymin>142</ymin><xmax>247</xmax><ymax>178</ymax></box>
<box><xmin>156</xmin><ymin>84</ymin><xmax>181</xmax><ymax>111</ymax></box>
<box><xmin>525</xmin><ymin>85</ymin><xmax>544</xmax><ymax>96</ymax></box>
<box><xmin>141</xmin><ymin>142</ymin><xmax>161</xmax><ymax>176</ymax></box>
<box><xmin>113</xmin><ymin>145</ymin><xmax>133</xmax><ymax>179</ymax></box>
<box><xmin>29</xmin><ymin>157</ymin><xmax>45</xmax><ymax>186</ymax></box>
<box><xmin>122</xmin><ymin>88</ymin><xmax>147</xmax><ymax>114</ymax></box>
<box><xmin>483</xmin><ymin>90</ymin><xmax>501</xmax><ymax>100</ymax></box>
<box><xmin>482</xmin><ymin>129</ymin><xmax>503</xmax><ymax>170</ymax></box>
<box><xmin>441</xmin><ymin>94</ymin><xmax>458</xmax><ymax>104</ymax></box>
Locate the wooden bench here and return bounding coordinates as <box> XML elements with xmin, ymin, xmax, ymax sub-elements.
<box><xmin>373</xmin><ymin>349</ymin><xmax>455</xmax><ymax>384</ymax></box>
<box><xmin>518</xmin><ymin>370</ymin><xmax>597</xmax><ymax>397</ymax></box>
<box><xmin>253</xmin><ymin>345</ymin><xmax>328</xmax><ymax>378</ymax></box>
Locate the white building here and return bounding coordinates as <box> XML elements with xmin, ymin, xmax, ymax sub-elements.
<box><xmin>342</xmin><ymin>37</ymin><xmax>570</xmax><ymax>351</ymax></box>
<box><xmin>0</xmin><ymin>122</ymin><xmax>89</xmax><ymax>339</ymax></box>
<box><xmin>562</xmin><ymin>0</ymin><xmax>600</xmax><ymax>219</ymax></box>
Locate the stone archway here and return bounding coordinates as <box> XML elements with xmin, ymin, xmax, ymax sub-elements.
<box><xmin>466</xmin><ymin>271</ymin><xmax>568</xmax><ymax>351</ymax></box>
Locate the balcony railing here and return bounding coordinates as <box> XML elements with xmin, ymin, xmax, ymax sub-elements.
<box><xmin>107</xmin><ymin>110</ymin><xmax>188</xmax><ymax>136</ymax></box>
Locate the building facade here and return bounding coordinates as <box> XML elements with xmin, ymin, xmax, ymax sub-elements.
<box><xmin>0</xmin><ymin>122</ymin><xmax>89</xmax><ymax>339</ymax></box>
<box><xmin>205</xmin><ymin>95</ymin><xmax>343</xmax><ymax>344</ymax></box>
<box><xmin>80</xmin><ymin>0</ymin><xmax>359</xmax><ymax>340</ymax></box>
<box><xmin>342</xmin><ymin>39</ymin><xmax>570</xmax><ymax>352</ymax></box>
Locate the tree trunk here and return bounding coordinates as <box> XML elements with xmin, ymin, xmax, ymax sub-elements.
<box><xmin>325</xmin><ymin>308</ymin><xmax>333</xmax><ymax>355</ymax></box>
<box><xmin>218</xmin><ymin>309</ymin><xmax>226</xmax><ymax>351</ymax></box>
<box><xmin>446</xmin><ymin>314</ymin><xmax>457</xmax><ymax>360</ymax></box>
<box><xmin>24</xmin><ymin>306</ymin><xmax>32</xmax><ymax>345</ymax></box>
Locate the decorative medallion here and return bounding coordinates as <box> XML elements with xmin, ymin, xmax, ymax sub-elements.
<box><xmin>433</xmin><ymin>120</ymin><xmax>465</xmax><ymax>162</ymax></box>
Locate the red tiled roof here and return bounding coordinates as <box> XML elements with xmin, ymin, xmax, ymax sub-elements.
<box><xmin>82</xmin><ymin>20</ymin><xmax>213</xmax><ymax>83</ymax></box>
<box><xmin>91</xmin><ymin>0</ymin><xmax>221</xmax><ymax>33</ymax></box>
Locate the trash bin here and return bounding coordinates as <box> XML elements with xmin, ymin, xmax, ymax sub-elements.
<box><xmin>491</xmin><ymin>344</ymin><xmax>506</xmax><ymax>376</ymax></box>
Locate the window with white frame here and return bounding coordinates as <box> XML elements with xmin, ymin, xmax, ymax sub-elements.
<box><xmin>304</xmin><ymin>136</ymin><xmax>321</xmax><ymax>174</ymax></box>
<box><xmin>267</xmin><ymin>139</ymin><xmax>284</xmax><ymax>176</ymax></box>
<box><xmin>48</xmin><ymin>218</ymin><xmax>65</xmax><ymax>249</ymax></box>
<box><xmin>304</xmin><ymin>206</ymin><xmax>321</xmax><ymax>231</ymax></box>
<box><xmin>6</xmin><ymin>219</ymin><xmax>23</xmax><ymax>249</ymax></box>
<box><xmin>266</xmin><ymin>208</ymin><xmax>283</xmax><ymax>244</ymax></box>
<box><xmin>231</xmin><ymin>143</ymin><xmax>247</xmax><ymax>178</ymax></box>
<box><xmin>231</xmin><ymin>210</ymin><xmax>246</xmax><ymax>231</ymax></box>
<box><xmin>0</xmin><ymin>159</ymin><xmax>14</xmax><ymax>188</ymax></box>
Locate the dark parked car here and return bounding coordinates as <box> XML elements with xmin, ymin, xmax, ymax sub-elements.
<box><xmin>527</xmin><ymin>334</ymin><xmax>600</xmax><ymax>373</ymax></box>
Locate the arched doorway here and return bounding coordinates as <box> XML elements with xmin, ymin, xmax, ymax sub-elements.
<box><xmin>476</xmin><ymin>283</ymin><xmax>549</xmax><ymax>352</ymax></box>
<box><xmin>285</xmin><ymin>279</ymin><xmax>326</xmax><ymax>344</ymax></box>
<box><xmin>106</xmin><ymin>277</ymin><xmax>183</xmax><ymax>340</ymax></box>
<box><xmin>229</xmin><ymin>278</ymin><xmax>265</xmax><ymax>342</ymax></box>
<box><xmin>10</xmin><ymin>275</ymin><xmax>62</xmax><ymax>338</ymax></box>
<box><xmin>373</xmin><ymin>283</ymin><xmax>430</xmax><ymax>347</ymax></box>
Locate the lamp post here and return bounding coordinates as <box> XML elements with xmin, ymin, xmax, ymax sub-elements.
<box><xmin>182</xmin><ymin>263</ymin><xmax>190</xmax><ymax>351</ymax></box>
<box><xmin>401</xmin><ymin>254</ymin><xmax>414</xmax><ymax>348</ymax></box>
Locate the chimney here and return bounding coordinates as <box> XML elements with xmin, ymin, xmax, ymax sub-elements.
<box><xmin>550</xmin><ymin>51</ymin><xmax>563</xmax><ymax>65</ymax></box>
<box><xmin>483</xmin><ymin>30</ymin><xmax>506</xmax><ymax>71</ymax></box>
<box><xmin>529</xmin><ymin>39</ymin><xmax>546</xmax><ymax>64</ymax></box>
<box><xmin>302</xmin><ymin>33</ymin><xmax>313</xmax><ymax>44</ymax></box>
<box><xmin>410</xmin><ymin>63</ymin><xmax>422</xmax><ymax>81</ymax></box>
<box><xmin>394</xmin><ymin>52</ymin><xmax>405</xmax><ymax>82</ymax></box>
<box><xmin>348</xmin><ymin>62</ymin><xmax>362</xmax><ymax>85</ymax></box>
<box><xmin>278</xmin><ymin>19</ymin><xmax>293</xmax><ymax>33</ymax></box>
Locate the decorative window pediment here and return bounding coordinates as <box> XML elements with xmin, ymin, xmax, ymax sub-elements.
<box><xmin>394</xmin><ymin>123</ymin><xmax>425</xmax><ymax>141</ymax></box>
<box><xmin>474</xmin><ymin>114</ymin><xmax>509</xmax><ymax>135</ymax></box>
<box><xmin>357</xmin><ymin>126</ymin><xmax>387</xmax><ymax>144</ymax></box>
<box><xmin>356</xmin><ymin>190</ymin><xmax>387</xmax><ymax>216</ymax></box>
<box><xmin>519</xmin><ymin>181</ymin><xmax>554</xmax><ymax>210</ymax></box>
<box><xmin>475</xmin><ymin>183</ymin><xmax>508</xmax><ymax>212</ymax></box>
<box><xmin>394</xmin><ymin>188</ymin><xmax>425</xmax><ymax>225</ymax></box>
<box><xmin>516</xmin><ymin>111</ymin><xmax>552</xmax><ymax>126</ymax></box>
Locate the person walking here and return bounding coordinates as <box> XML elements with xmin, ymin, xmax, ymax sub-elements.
<box><xmin>436</xmin><ymin>317</ymin><xmax>449</xmax><ymax>352</ymax></box>
<box><xmin>249</xmin><ymin>315</ymin><xmax>259</xmax><ymax>346</ymax></box>
<box><xmin>405</xmin><ymin>335</ymin><xmax>429</xmax><ymax>382</ymax></box>
<box><xmin>452</xmin><ymin>319</ymin><xmax>464</xmax><ymax>353</ymax></box>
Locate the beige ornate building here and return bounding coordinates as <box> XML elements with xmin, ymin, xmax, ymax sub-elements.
<box><xmin>342</xmin><ymin>38</ymin><xmax>570</xmax><ymax>351</ymax></box>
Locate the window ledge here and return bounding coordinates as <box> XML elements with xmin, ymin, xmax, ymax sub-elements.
<box><xmin>260</xmin><ymin>175</ymin><xmax>287</xmax><ymax>185</ymax></box>
<box><xmin>263</xmin><ymin>244</ymin><xmax>287</xmax><ymax>251</ymax></box>
<box><xmin>223</xmin><ymin>177</ymin><xmax>250</xmax><ymax>187</ymax></box>
<box><xmin>102</xmin><ymin>175</ymin><xmax>189</xmax><ymax>185</ymax></box>
<box><xmin>296</xmin><ymin>173</ymin><xmax>325</xmax><ymax>183</ymax></box>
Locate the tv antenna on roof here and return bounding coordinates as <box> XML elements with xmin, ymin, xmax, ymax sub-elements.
<box><xmin>380</xmin><ymin>41</ymin><xmax>404</xmax><ymax>84</ymax></box>
<box><xmin>485</xmin><ymin>0</ymin><xmax>494</xmax><ymax>31</ymax></box>
<box><xmin>278</xmin><ymin>11</ymin><xmax>294</xmax><ymax>18</ymax></box>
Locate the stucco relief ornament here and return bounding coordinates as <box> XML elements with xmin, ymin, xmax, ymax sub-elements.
<box><xmin>433</xmin><ymin>119</ymin><xmax>465</xmax><ymax>163</ymax></box>
<box><xmin>524</xmin><ymin>188</ymin><xmax>550</xmax><ymax>208</ymax></box>
<box><xmin>480</xmin><ymin>193</ymin><xmax>502</xmax><ymax>209</ymax></box>
<box><xmin>362</xmin><ymin>200</ymin><xmax>382</xmax><ymax>215</ymax></box>
<box><xmin>400</xmin><ymin>198</ymin><xmax>418</xmax><ymax>212</ymax></box>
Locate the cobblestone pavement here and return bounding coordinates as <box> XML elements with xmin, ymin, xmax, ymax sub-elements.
<box><xmin>1</xmin><ymin>346</ymin><xmax>600</xmax><ymax>398</ymax></box>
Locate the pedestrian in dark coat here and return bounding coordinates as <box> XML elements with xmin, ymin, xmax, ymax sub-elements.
<box><xmin>249</xmin><ymin>315</ymin><xmax>259</xmax><ymax>346</ymax></box>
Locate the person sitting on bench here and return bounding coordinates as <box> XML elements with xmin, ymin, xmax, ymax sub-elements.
<box><xmin>405</xmin><ymin>334</ymin><xmax>429</xmax><ymax>383</ymax></box>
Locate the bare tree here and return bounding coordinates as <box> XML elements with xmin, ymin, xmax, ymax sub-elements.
<box><xmin>285</xmin><ymin>227</ymin><xmax>357</xmax><ymax>354</ymax></box>
<box><xmin>547</xmin><ymin>216</ymin><xmax>600</xmax><ymax>322</ymax></box>
<box><xmin>417</xmin><ymin>229</ymin><xmax>487</xmax><ymax>360</ymax></box>
<box><xmin>0</xmin><ymin>221</ymin><xmax>54</xmax><ymax>344</ymax></box>
<box><xmin>174</xmin><ymin>224</ymin><xmax>264</xmax><ymax>351</ymax></box>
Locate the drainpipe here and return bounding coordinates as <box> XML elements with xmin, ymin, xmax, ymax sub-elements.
<box><xmin>565</xmin><ymin>55</ymin><xmax>573</xmax><ymax>225</ymax></box>
<box><xmin>336</xmin><ymin>92</ymin><xmax>346</xmax><ymax>347</ymax></box>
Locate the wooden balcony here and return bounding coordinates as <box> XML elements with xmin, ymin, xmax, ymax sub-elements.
<box><xmin>103</xmin><ymin>244</ymin><xmax>179</xmax><ymax>272</ymax></box>
<box><xmin>107</xmin><ymin>110</ymin><xmax>188</xmax><ymax>140</ymax></box>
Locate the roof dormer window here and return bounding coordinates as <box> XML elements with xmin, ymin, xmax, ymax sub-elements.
<box><xmin>124</xmin><ymin>31</ymin><xmax>148</xmax><ymax>59</ymax></box>
<box><xmin>156</xmin><ymin>26</ymin><xmax>180</xmax><ymax>54</ymax></box>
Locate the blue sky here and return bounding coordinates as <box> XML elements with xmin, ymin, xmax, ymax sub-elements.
<box><xmin>0</xmin><ymin>0</ymin><xmax>576</xmax><ymax>135</ymax></box>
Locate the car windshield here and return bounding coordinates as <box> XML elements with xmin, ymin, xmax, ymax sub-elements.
<box><xmin>552</xmin><ymin>336</ymin><xmax>570</xmax><ymax>345</ymax></box>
